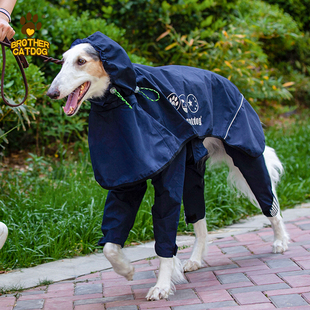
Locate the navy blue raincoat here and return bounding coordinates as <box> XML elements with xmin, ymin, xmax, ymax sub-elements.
<box><xmin>71</xmin><ymin>32</ymin><xmax>265</xmax><ymax>190</ymax></box>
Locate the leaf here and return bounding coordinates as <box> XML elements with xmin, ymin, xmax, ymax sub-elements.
<box><xmin>156</xmin><ymin>30</ymin><xmax>171</xmax><ymax>42</ymax></box>
<box><xmin>282</xmin><ymin>81</ymin><xmax>295</xmax><ymax>87</ymax></box>
<box><xmin>222</xmin><ymin>30</ymin><xmax>229</xmax><ymax>38</ymax></box>
<box><xmin>224</xmin><ymin>61</ymin><xmax>233</xmax><ymax>69</ymax></box>
<box><xmin>201</xmin><ymin>15</ymin><xmax>213</xmax><ymax>28</ymax></box>
<box><xmin>165</xmin><ymin>42</ymin><xmax>178</xmax><ymax>51</ymax></box>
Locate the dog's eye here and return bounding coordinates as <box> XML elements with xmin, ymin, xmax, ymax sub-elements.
<box><xmin>77</xmin><ymin>58</ymin><xmax>86</xmax><ymax>66</ymax></box>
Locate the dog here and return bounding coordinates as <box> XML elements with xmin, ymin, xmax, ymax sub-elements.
<box><xmin>47</xmin><ymin>33</ymin><xmax>289</xmax><ymax>301</ymax></box>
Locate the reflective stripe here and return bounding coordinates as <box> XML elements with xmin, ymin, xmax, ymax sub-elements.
<box><xmin>224</xmin><ymin>95</ymin><xmax>244</xmax><ymax>140</ymax></box>
<box><xmin>270</xmin><ymin>196</ymin><xmax>279</xmax><ymax>217</ymax></box>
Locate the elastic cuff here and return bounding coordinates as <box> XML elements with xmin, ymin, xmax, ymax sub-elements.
<box><xmin>0</xmin><ymin>9</ymin><xmax>11</xmax><ymax>22</ymax></box>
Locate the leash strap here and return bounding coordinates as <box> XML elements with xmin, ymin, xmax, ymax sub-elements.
<box><xmin>1</xmin><ymin>37</ymin><xmax>29</xmax><ymax>107</ymax></box>
<box><xmin>0</xmin><ymin>37</ymin><xmax>63</xmax><ymax>107</ymax></box>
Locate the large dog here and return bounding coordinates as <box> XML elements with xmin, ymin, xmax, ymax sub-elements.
<box><xmin>47</xmin><ymin>32</ymin><xmax>289</xmax><ymax>301</ymax></box>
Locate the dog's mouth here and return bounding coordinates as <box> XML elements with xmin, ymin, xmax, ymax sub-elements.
<box><xmin>63</xmin><ymin>81</ymin><xmax>91</xmax><ymax>116</ymax></box>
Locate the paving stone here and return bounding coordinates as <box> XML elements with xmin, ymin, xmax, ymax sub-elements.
<box><xmin>221</xmin><ymin>246</ymin><xmax>250</xmax><ymax>254</ymax></box>
<box><xmin>188</xmin><ymin>264</ymin><xmax>238</xmax><ymax>273</ymax></box>
<box><xmin>232</xmin><ymin>291</ymin><xmax>270</xmax><ymax>305</ymax></box>
<box><xmin>265</xmin><ymin>258</ymin><xmax>298</xmax><ymax>269</ymax></box>
<box><xmin>298</xmin><ymin>223</ymin><xmax>310</xmax><ymax>230</ymax></box>
<box><xmin>107</xmin><ymin>306</ymin><xmax>138</xmax><ymax>310</ymax></box>
<box><xmin>265</xmin><ymin>286</ymin><xmax>310</xmax><ymax>296</ymax></box>
<box><xmin>278</xmin><ymin>269</ymin><xmax>310</xmax><ymax>277</ymax></box>
<box><xmin>131</xmin><ymin>282</ymin><xmax>155</xmax><ymax>290</ymax></box>
<box><xmin>214</xmin><ymin>265</ymin><xmax>269</xmax><ymax>275</ymax></box>
<box><xmin>294</xmin><ymin>259</ymin><xmax>310</xmax><ymax>269</ymax></box>
<box><xmin>269</xmin><ymin>294</ymin><xmax>309</xmax><ymax>308</ymax></box>
<box><xmin>172</xmin><ymin>300</ymin><xmax>237</xmax><ymax>310</ymax></box>
<box><xmin>281</xmin><ymin>274</ymin><xmax>310</xmax><ymax>287</ymax></box>
<box><xmin>104</xmin><ymin>285</ymin><xmax>132</xmax><ymax>297</ymax></box>
<box><xmin>209</xmin><ymin>303</ymin><xmax>276</xmax><ymax>309</ymax></box>
<box><xmin>302</xmin><ymin>292</ymin><xmax>310</xmax><ymax>303</ymax></box>
<box><xmin>75</xmin><ymin>304</ymin><xmax>106</xmax><ymax>310</ymax></box>
<box><xmin>236</xmin><ymin>258</ymin><xmax>267</xmax><ymax>268</ymax></box>
<box><xmin>132</xmin><ymin>270</ymin><xmax>156</xmax><ymax>280</ymax></box>
<box><xmin>75</xmin><ymin>283</ymin><xmax>103</xmax><ymax>295</ymax></box>
<box><xmin>228</xmin><ymin>283</ymin><xmax>290</xmax><ymax>294</ymax></box>
<box><xmin>217</xmin><ymin>273</ymin><xmax>250</xmax><ymax>284</ymax></box>
<box><xmin>186</xmin><ymin>270</ymin><xmax>218</xmax><ymax>283</ymax></box>
<box><xmin>74</xmin><ymin>298</ymin><xmax>105</xmax><ymax>306</ymax></box>
<box><xmin>0</xmin><ymin>297</ymin><xmax>15</xmax><ymax>310</ymax></box>
<box><xmin>291</xmin><ymin>233</ymin><xmax>310</xmax><ymax>242</ymax></box>
<box><xmin>197</xmin><ymin>289</ymin><xmax>234</xmax><ymax>303</ymax></box>
<box><xmin>13</xmin><ymin>299</ymin><xmax>44</xmax><ymax>310</ymax></box>
<box><xmin>168</xmin><ymin>289</ymin><xmax>197</xmax><ymax>301</ymax></box>
<box><xmin>44</xmin><ymin>298</ymin><xmax>73</xmax><ymax>310</ymax></box>
<box><xmin>248</xmin><ymin>274</ymin><xmax>284</xmax><ymax>285</ymax></box>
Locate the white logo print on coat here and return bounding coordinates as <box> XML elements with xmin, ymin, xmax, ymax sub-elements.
<box><xmin>167</xmin><ymin>93</ymin><xmax>199</xmax><ymax>114</ymax></box>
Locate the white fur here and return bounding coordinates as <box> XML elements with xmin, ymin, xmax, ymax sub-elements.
<box><xmin>48</xmin><ymin>45</ymin><xmax>289</xmax><ymax>300</ymax></box>
<box><xmin>103</xmin><ymin>243</ymin><xmax>135</xmax><ymax>280</ymax></box>
<box><xmin>146</xmin><ymin>256</ymin><xmax>186</xmax><ymax>301</ymax></box>
<box><xmin>0</xmin><ymin>222</ymin><xmax>8</xmax><ymax>250</ymax></box>
<box><xmin>47</xmin><ymin>43</ymin><xmax>110</xmax><ymax>116</ymax></box>
<box><xmin>183</xmin><ymin>218</ymin><xmax>208</xmax><ymax>271</ymax></box>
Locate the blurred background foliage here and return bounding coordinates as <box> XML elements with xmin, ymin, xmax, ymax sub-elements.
<box><xmin>0</xmin><ymin>0</ymin><xmax>309</xmax><ymax>156</ymax></box>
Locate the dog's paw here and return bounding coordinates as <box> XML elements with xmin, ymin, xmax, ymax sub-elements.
<box><xmin>183</xmin><ymin>259</ymin><xmax>201</xmax><ymax>272</ymax></box>
<box><xmin>272</xmin><ymin>238</ymin><xmax>289</xmax><ymax>254</ymax></box>
<box><xmin>124</xmin><ymin>265</ymin><xmax>135</xmax><ymax>281</ymax></box>
<box><xmin>146</xmin><ymin>285</ymin><xmax>173</xmax><ymax>301</ymax></box>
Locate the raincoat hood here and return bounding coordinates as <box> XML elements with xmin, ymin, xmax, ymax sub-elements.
<box><xmin>70</xmin><ymin>32</ymin><xmax>265</xmax><ymax>189</ymax></box>
<box><xmin>71</xmin><ymin>31</ymin><xmax>136</xmax><ymax>98</ymax></box>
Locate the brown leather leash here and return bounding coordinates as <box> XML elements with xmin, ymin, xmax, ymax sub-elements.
<box><xmin>0</xmin><ymin>37</ymin><xmax>63</xmax><ymax>107</ymax></box>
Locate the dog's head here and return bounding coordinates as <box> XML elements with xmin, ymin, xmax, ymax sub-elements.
<box><xmin>46</xmin><ymin>43</ymin><xmax>110</xmax><ymax>116</ymax></box>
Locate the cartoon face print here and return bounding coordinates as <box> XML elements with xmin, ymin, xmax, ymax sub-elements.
<box><xmin>187</xmin><ymin>94</ymin><xmax>199</xmax><ymax>113</ymax></box>
<box><xmin>167</xmin><ymin>93</ymin><xmax>181</xmax><ymax>110</ymax></box>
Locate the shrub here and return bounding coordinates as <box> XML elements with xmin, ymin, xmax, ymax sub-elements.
<box><xmin>2</xmin><ymin>0</ymin><xmax>150</xmax><ymax>156</ymax></box>
<box><xmin>263</xmin><ymin>0</ymin><xmax>310</xmax><ymax>31</ymax></box>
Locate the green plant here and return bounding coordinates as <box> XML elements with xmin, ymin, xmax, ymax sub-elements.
<box><xmin>263</xmin><ymin>0</ymin><xmax>310</xmax><ymax>31</ymax></box>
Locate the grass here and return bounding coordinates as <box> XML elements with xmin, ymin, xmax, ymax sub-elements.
<box><xmin>0</xmin><ymin>116</ymin><xmax>309</xmax><ymax>271</ymax></box>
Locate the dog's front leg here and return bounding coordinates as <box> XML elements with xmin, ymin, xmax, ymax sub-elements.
<box><xmin>103</xmin><ymin>242</ymin><xmax>135</xmax><ymax>280</ymax></box>
<box><xmin>146</xmin><ymin>256</ymin><xmax>186</xmax><ymax>300</ymax></box>
<box><xmin>146</xmin><ymin>257</ymin><xmax>174</xmax><ymax>300</ymax></box>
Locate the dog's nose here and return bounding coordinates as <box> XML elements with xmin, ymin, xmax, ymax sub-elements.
<box><xmin>46</xmin><ymin>88</ymin><xmax>60</xmax><ymax>99</ymax></box>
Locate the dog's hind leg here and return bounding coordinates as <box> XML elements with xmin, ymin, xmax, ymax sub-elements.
<box><xmin>183</xmin><ymin>218</ymin><xmax>208</xmax><ymax>272</ymax></box>
<box><xmin>103</xmin><ymin>243</ymin><xmax>135</xmax><ymax>281</ymax></box>
<box><xmin>204</xmin><ymin>137</ymin><xmax>289</xmax><ymax>253</ymax></box>
<box><xmin>263</xmin><ymin>146</ymin><xmax>289</xmax><ymax>253</ymax></box>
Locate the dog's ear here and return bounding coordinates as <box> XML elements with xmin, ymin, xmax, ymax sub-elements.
<box><xmin>85</xmin><ymin>45</ymin><xmax>100</xmax><ymax>61</ymax></box>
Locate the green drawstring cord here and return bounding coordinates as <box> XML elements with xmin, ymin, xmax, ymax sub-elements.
<box><xmin>135</xmin><ymin>86</ymin><xmax>160</xmax><ymax>102</ymax></box>
<box><xmin>110</xmin><ymin>87</ymin><xmax>133</xmax><ymax>109</ymax></box>
<box><xmin>110</xmin><ymin>86</ymin><xmax>160</xmax><ymax>109</ymax></box>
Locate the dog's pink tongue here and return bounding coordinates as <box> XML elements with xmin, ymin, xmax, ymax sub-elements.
<box><xmin>63</xmin><ymin>88</ymin><xmax>79</xmax><ymax>115</ymax></box>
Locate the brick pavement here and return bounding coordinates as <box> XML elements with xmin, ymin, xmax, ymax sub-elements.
<box><xmin>1</xmin><ymin>216</ymin><xmax>310</xmax><ymax>310</ymax></box>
